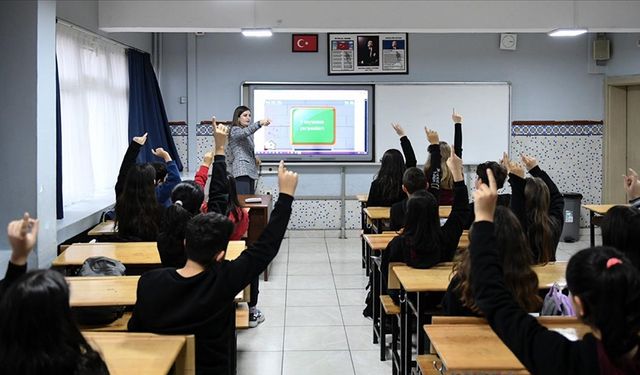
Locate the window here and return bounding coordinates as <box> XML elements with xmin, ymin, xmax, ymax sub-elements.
<box><xmin>56</xmin><ymin>23</ymin><xmax>129</xmax><ymax>206</ymax></box>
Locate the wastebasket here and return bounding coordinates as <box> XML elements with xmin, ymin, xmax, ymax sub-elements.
<box><xmin>561</xmin><ymin>192</ymin><xmax>583</xmax><ymax>243</ymax></box>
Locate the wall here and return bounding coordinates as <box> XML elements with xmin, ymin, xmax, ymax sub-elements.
<box><xmin>606</xmin><ymin>33</ymin><xmax>640</xmax><ymax>76</ymax></box>
<box><xmin>0</xmin><ymin>1</ymin><xmax>57</xmax><ymax>274</ymax></box>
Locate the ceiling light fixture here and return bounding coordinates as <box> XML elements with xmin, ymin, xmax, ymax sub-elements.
<box><xmin>241</xmin><ymin>28</ymin><xmax>273</xmax><ymax>37</ymax></box>
<box><xmin>548</xmin><ymin>28</ymin><xmax>588</xmax><ymax>37</ymax></box>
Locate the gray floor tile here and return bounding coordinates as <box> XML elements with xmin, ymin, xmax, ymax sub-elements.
<box><xmin>260</xmin><ymin>275</ymin><xmax>287</xmax><ymax>290</ymax></box>
<box><xmin>337</xmin><ymin>289</ymin><xmax>367</xmax><ymax>306</ymax></box>
<box><xmin>329</xmin><ymin>252</ymin><xmax>363</xmax><ymax>262</ymax></box>
<box><xmin>351</xmin><ymin>350</ymin><xmax>393</xmax><ymax>375</ymax></box>
<box><xmin>340</xmin><ymin>306</ymin><xmax>371</xmax><ymax>326</ymax></box>
<box><xmin>288</xmin><ymin>252</ymin><xmax>330</xmax><ymax>263</ymax></box>
<box><xmin>288</xmin><ymin>230</ymin><xmax>326</xmax><ymax>238</ymax></box>
<box><xmin>237</xmin><ymin>351</ymin><xmax>283</xmax><ymax>375</ymax></box>
<box><xmin>285</xmin><ymin>306</ymin><xmax>343</xmax><ymax>326</ymax></box>
<box><xmin>287</xmin><ymin>262</ymin><xmax>332</xmax><ymax>276</ymax></box>
<box><xmin>257</xmin><ymin>289</ymin><xmax>286</xmax><ymax>307</ymax></box>
<box><xmin>286</xmin><ymin>289</ymin><xmax>338</xmax><ymax>306</ymax></box>
<box><xmin>259</xmin><ymin>306</ymin><xmax>285</xmax><ymax>328</ymax></box>
<box><xmin>282</xmin><ymin>351</ymin><xmax>354</xmax><ymax>375</ymax></box>
<box><xmin>331</xmin><ymin>261</ymin><xmax>366</xmax><ymax>276</ymax></box>
<box><xmin>287</xmin><ymin>275</ymin><xmax>335</xmax><ymax>290</ymax></box>
<box><xmin>237</xmin><ymin>326</ymin><xmax>284</xmax><ymax>352</ymax></box>
<box><xmin>345</xmin><ymin>325</ymin><xmax>378</xmax><ymax>351</ymax></box>
<box><xmin>284</xmin><ymin>326</ymin><xmax>349</xmax><ymax>351</ymax></box>
<box><xmin>334</xmin><ymin>275</ymin><xmax>369</xmax><ymax>289</ymax></box>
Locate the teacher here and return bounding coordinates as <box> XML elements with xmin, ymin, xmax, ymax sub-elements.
<box><xmin>227</xmin><ymin>105</ymin><xmax>271</xmax><ymax>194</ymax></box>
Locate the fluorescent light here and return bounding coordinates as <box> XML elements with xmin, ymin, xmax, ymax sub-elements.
<box><xmin>241</xmin><ymin>28</ymin><xmax>272</xmax><ymax>37</ymax></box>
<box><xmin>548</xmin><ymin>28</ymin><xmax>588</xmax><ymax>37</ymax></box>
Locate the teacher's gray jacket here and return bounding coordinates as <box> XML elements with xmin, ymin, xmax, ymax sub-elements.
<box><xmin>227</xmin><ymin>122</ymin><xmax>261</xmax><ymax>179</ymax></box>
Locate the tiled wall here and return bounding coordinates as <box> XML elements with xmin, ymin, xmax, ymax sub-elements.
<box><xmin>171</xmin><ymin>121</ymin><xmax>603</xmax><ymax>229</ymax></box>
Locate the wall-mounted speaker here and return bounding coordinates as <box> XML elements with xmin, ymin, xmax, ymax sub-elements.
<box><xmin>593</xmin><ymin>38</ymin><xmax>610</xmax><ymax>61</ymax></box>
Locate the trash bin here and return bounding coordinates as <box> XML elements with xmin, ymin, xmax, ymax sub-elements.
<box><xmin>561</xmin><ymin>192</ymin><xmax>583</xmax><ymax>243</ymax></box>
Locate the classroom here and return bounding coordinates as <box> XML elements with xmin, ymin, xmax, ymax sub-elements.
<box><xmin>1</xmin><ymin>1</ymin><xmax>640</xmax><ymax>374</ymax></box>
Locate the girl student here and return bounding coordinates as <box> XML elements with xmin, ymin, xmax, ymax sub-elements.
<box><xmin>442</xmin><ymin>206</ymin><xmax>541</xmax><ymax>316</ymax></box>
<box><xmin>379</xmin><ymin>131</ymin><xmax>470</xmax><ymax>297</ymax></box>
<box><xmin>503</xmin><ymin>152</ymin><xmax>564</xmax><ymax>263</ymax></box>
<box><xmin>423</xmin><ymin>110</ymin><xmax>463</xmax><ymax>205</ymax></box>
<box><xmin>601</xmin><ymin>205</ymin><xmax>640</xmax><ymax>270</ymax></box>
<box><xmin>227</xmin><ymin>106</ymin><xmax>271</xmax><ymax>195</ymax></box>
<box><xmin>365</xmin><ymin>123</ymin><xmax>417</xmax><ymax>207</ymax></box>
<box><xmin>0</xmin><ymin>214</ymin><xmax>109</xmax><ymax>375</ymax></box>
<box><xmin>469</xmin><ymin>169</ymin><xmax>640</xmax><ymax>375</ymax></box>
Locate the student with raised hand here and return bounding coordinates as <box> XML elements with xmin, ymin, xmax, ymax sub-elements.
<box><xmin>463</xmin><ymin>161</ymin><xmax>510</xmax><ymax>229</ymax></box>
<box><xmin>623</xmin><ymin>168</ymin><xmax>640</xmax><ymax>209</ymax></box>
<box><xmin>389</xmin><ymin>167</ymin><xmax>426</xmax><ymax>231</ymax></box>
<box><xmin>366</xmin><ymin>123</ymin><xmax>417</xmax><ymax>207</ymax></box>
<box><xmin>424</xmin><ymin>110</ymin><xmax>463</xmax><ymax>205</ymax></box>
<box><xmin>0</xmin><ymin>214</ymin><xmax>109</xmax><ymax>375</ymax></box>
<box><xmin>504</xmin><ymin>152</ymin><xmax>564</xmax><ymax>263</ymax></box>
<box><xmin>469</xmin><ymin>169</ymin><xmax>640</xmax><ymax>375</ymax></box>
<box><xmin>380</xmin><ymin>151</ymin><xmax>470</xmax><ymax>296</ymax></box>
<box><xmin>601</xmin><ymin>205</ymin><xmax>640</xmax><ymax>270</ymax></box>
<box><xmin>128</xmin><ymin>159</ymin><xmax>298</xmax><ymax>374</ymax></box>
<box><xmin>443</xmin><ymin>206</ymin><xmax>541</xmax><ymax>316</ymax></box>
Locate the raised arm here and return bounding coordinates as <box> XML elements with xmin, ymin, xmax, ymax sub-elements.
<box><xmin>1</xmin><ymin>213</ymin><xmax>38</xmax><ymax>297</ymax></box>
<box><xmin>153</xmin><ymin>148</ymin><xmax>181</xmax><ymax>205</ymax></box>
<box><xmin>425</xmin><ymin>128</ymin><xmax>442</xmax><ymax>199</ymax></box>
<box><xmin>115</xmin><ymin>133</ymin><xmax>146</xmax><ymax>198</ymax></box>
<box><xmin>392</xmin><ymin>123</ymin><xmax>417</xmax><ymax>168</ymax></box>
<box><xmin>440</xmin><ymin>152</ymin><xmax>471</xmax><ymax>261</ymax></box>
<box><xmin>208</xmin><ymin>118</ymin><xmax>231</xmax><ymax>215</ymax></box>
<box><xmin>194</xmin><ymin>152</ymin><xmax>213</xmax><ymax>189</ymax></box>
<box><xmin>229</xmin><ymin>119</ymin><xmax>269</xmax><ymax>139</ymax></box>
<box><xmin>522</xmin><ymin>154</ymin><xmax>564</xmax><ymax>225</ymax></box>
<box><xmin>504</xmin><ymin>153</ymin><xmax>527</xmax><ymax>229</ymax></box>
<box><xmin>452</xmin><ymin>110</ymin><xmax>463</xmax><ymax>158</ymax></box>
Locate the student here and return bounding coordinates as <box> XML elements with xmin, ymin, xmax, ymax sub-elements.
<box><xmin>157</xmin><ymin>181</ymin><xmax>205</xmax><ymax>268</ymax></box>
<box><xmin>504</xmin><ymin>153</ymin><xmax>564</xmax><ymax>263</ymax></box>
<box><xmin>366</xmin><ymin>123</ymin><xmax>417</xmax><ymax>207</ymax></box>
<box><xmin>601</xmin><ymin>205</ymin><xmax>640</xmax><ymax>270</ymax></box>
<box><xmin>227</xmin><ymin>107</ymin><xmax>271</xmax><ymax>194</ymax></box>
<box><xmin>0</xmin><ymin>214</ymin><xmax>109</xmax><ymax>375</ymax></box>
<box><xmin>115</xmin><ymin>132</ymin><xmax>181</xmax><ymax>207</ymax></box>
<box><xmin>128</xmin><ymin>125</ymin><xmax>298</xmax><ymax>374</ymax></box>
<box><xmin>442</xmin><ymin>206</ymin><xmax>541</xmax><ymax>316</ymax></box>
<box><xmin>424</xmin><ymin>111</ymin><xmax>463</xmax><ymax>205</ymax></box>
<box><xmin>469</xmin><ymin>169</ymin><xmax>640</xmax><ymax>375</ymax></box>
<box><xmin>463</xmin><ymin>161</ymin><xmax>510</xmax><ymax>229</ymax></box>
<box><xmin>380</xmin><ymin>149</ymin><xmax>470</xmax><ymax>296</ymax></box>
<box><xmin>623</xmin><ymin>168</ymin><xmax>640</xmax><ymax>209</ymax></box>
<box><xmin>389</xmin><ymin>167</ymin><xmax>426</xmax><ymax>231</ymax></box>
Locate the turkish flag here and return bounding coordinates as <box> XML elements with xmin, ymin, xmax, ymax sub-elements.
<box><xmin>292</xmin><ymin>34</ymin><xmax>318</xmax><ymax>52</ymax></box>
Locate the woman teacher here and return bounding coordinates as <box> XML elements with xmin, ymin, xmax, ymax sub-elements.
<box><xmin>227</xmin><ymin>105</ymin><xmax>271</xmax><ymax>194</ymax></box>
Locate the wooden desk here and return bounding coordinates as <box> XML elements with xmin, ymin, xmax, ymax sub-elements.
<box><xmin>582</xmin><ymin>204</ymin><xmax>620</xmax><ymax>247</ymax></box>
<box><xmin>239</xmin><ymin>194</ymin><xmax>272</xmax><ymax>281</ymax></box>
<box><xmin>83</xmin><ymin>331</ymin><xmax>188</xmax><ymax>375</ymax></box>
<box><xmin>356</xmin><ymin>194</ymin><xmax>368</xmax><ymax>203</ymax></box>
<box><xmin>424</xmin><ymin>322</ymin><xmax>589</xmax><ymax>374</ymax></box>
<box><xmin>69</xmin><ymin>276</ymin><xmax>140</xmax><ymax>307</ymax></box>
<box><xmin>88</xmin><ymin>220</ymin><xmax>116</xmax><ymax>236</ymax></box>
<box><xmin>393</xmin><ymin>262</ymin><xmax>567</xmax><ymax>374</ymax></box>
<box><xmin>53</xmin><ymin>241</ymin><xmax>246</xmax><ymax>267</ymax></box>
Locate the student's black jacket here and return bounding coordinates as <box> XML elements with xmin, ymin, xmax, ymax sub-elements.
<box><xmin>367</xmin><ymin>136</ymin><xmax>416</xmax><ymax>207</ymax></box>
<box><xmin>441</xmin><ymin>275</ymin><xmax>479</xmax><ymax>317</ymax></box>
<box><xmin>470</xmin><ymin>221</ymin><xmax>640</xmax><ymax>375</ymax></box>
<box><xmin>128</xmin><ymin>187</ymin><xmax>293</xmax><ymax>374</ymax></box>
<box><xmin>0</xmin><ymin>262</ymin><xmax>26</xmax><ymax>299</ymax></box>
<box><xmin>508</xmin><ymin>166</ymin><xmax>564</xmax><ymax>262</ymax></box>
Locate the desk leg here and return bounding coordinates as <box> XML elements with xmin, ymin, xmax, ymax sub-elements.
<box><xmin>371</xmin><ymin>254</ymin><xmax>379</xmax><ymax>345</ymax></box>
<box><xmin>590</xmin><ymin>211</ymin><xmax>595</xmax><ymax>248</ymax></box>
<box><xmin>400</xmin><ymin>289</ymin><xmax>410</xmax><ymax>375</ymax></box>
<box><xmin>416</xmin><ymin>292</ymin><xmax>428</xmax><ymax>356</ymax></box>
<box><xmin>361</xmin><ymin>204</ymin><xmax>367</xmax><ymax>269</ymax></box>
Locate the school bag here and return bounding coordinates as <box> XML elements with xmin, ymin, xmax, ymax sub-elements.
<box><xmin>72</xmin><ymin>256</ymin><xmax>127</xmax><ymax>325</ymax></box>
<box><xmin>540</xmin><ymin>283</ymin><xmax>575</xmax><ymax>316</ymax></box>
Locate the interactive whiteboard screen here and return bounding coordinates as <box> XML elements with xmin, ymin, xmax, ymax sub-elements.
<box><xmin>248</xmin><ymin>84</ymin><xmax>374</xmax><ymax>162</ymax></box>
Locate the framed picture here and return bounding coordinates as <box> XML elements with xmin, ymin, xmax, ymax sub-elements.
<box><xmin>292</xmin><ymin>34</ymin><xmax>318</xmax><ymax>53</ymax></box>
<box><xmin>328</xmin><ymin>33</ymin><xmax>408</xmax><ymax>75</ymax></box>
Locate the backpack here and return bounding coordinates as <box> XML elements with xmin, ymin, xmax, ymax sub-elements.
<box><xmin>541</xmin><ymin>283</ymin><xmax>575</xmax><ymax>316</ymax></box>
<box><xmin>72</xmin><ymin>256</ymin><xmax>127</xmax><ymax>325</ymax></box>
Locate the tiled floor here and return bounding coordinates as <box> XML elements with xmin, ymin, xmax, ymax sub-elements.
<box><xmin>236</xmin><ymin>228</ymin><xmax>600</xmax><ymax>375</ymax></box>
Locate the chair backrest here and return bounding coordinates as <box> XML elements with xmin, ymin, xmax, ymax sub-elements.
<box><xmin>431</xmin><ymin>316</ymin><xmax>486</xmax><ymax>325</ymax></box>
<box><xmin>175</xmin><ymin>335</ymin><xmax>196</xmax><ymax>375</ymax></box>
<box><xmin>387</xmin><ymin>262</ymin><xmax>405</xmax><ymax>289</ymax></box>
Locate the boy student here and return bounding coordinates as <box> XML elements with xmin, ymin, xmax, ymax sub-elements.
<box><xmin>389</xmin><ymin>167</ymin><xmax>426</xmax><ymax>231</ymax></box>
<box><xmin>128</xmin><ymin>123</ymin><xmax>298</xmax><ymax>374</ymax></box>
<box><xmin>463</xmin><ymin>160</ymin><xmax>510</xmax><ymax>229</ymax></box>
<box><xmin>624</xmin><ymin>168</ymin><xmax>640</xmax><ymax>208</ymax></box>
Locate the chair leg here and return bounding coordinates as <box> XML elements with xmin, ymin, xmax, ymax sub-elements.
<box><xmin>380</xmin><ymin>313</ymin><xmax>387</xmax><ymax>361</ymax></box>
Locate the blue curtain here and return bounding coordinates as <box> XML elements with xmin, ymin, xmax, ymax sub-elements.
<box><xmin>56</xmin><ymin>59</ymin><xmax>64</xmax><ymax>219</ymax></box>
<box><xmin>127</xmin><ymin>50</ymin><xmax>183</xmax><ymax>170</ymax></box>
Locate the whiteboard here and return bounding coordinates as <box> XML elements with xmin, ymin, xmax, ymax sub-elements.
<box><xmin>375</xmin><ymin>83</ymin><xmax>510</xmax><ymax>165</ymax></box>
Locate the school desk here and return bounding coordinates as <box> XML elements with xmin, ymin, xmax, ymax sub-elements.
<box><xmin>239</xmin><ymin>194</ymin><xmax>272</xmax><ymax>280</ymax></box>
<box><xmin>393</xmin><ymin>262</ymin><xmax>568</xmax><ymax>375</ymax></box>
<box><xmin>582</xmin><ymin>204</ymin><xmax>621</xmax><ymax>247</ymax></box>
<box><xmin>88</xmin><ymin>220</ymin><xmax>116</xmax><ymax>236</ymax></box>
<box><xmin>83</xmin><ymin>331</ymin><xmax>189</xmax><ymax>375</ymax></box>
<box><xmin>424</xmin><ymin>322</ymin><xmax>589</xmax><ymax>374</ymax></box>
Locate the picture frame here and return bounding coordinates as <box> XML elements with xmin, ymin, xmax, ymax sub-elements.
<box><xmin>328</xmin><ymin>33</ymin><xmax>408</xmax><ymax>75</ymax></box>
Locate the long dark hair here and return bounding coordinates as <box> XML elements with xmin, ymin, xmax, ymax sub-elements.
<box><xmin>601</xmin><ymin>205</ymin><xmax>640</xmax><ymax>270</ymax></box>
<box><xmin>0</xmin><ymin>270</ymin><xmax>108</xmax><ymax>374</ymax></box>
<box><xmin>226</xmin><ymin>173</ymin><xmax>242</xmax><ymax>222</ymax></box>
<box><xmin>115</xmin><ymin>164</ymin><xmax>161</xmax><ymax>241</ymax></box>
<box><xmin>402</xmin><ymin>191</ymin><xmax>443</xmax><ymax>265</ymax></box>
<box><xmin>158</xmin><ymin>181</ymin><xmax>204</xmax><ymax>268</ymax></box>
<box><xmin>375</xmin><ymin>149</ymin><xmax>405</xmax><ymax>201</ymax></box>
<box><xmin>524</xmin><ymin>177</ymin><xmax>556</xmax><ymax>264</ymax></box>
<box><xmin>231</xmin><ymin>105</ymin><xmax>251</xmax><ymax>127</ymax></box>
<box><xmin>566</xmin><ymin>247</ymin><xmax>640</xmax><ymax>362</ymax></box>
<box><xmin>454</xmin><ymin>206</ymin><xmax>541</xmax><ymax>314</ymax></box>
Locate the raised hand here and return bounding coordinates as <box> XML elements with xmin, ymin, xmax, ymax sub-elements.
<box><xmin>258</xmin><ymin>118</ymin><xmax>272</xmax><ymax>127</ymax></box>
<box><xmin>255</xmin><ymin>156</ymin><xmax>262</xmax><ymax>167</ymax></box>
<box><xmin>446</xmin><ymin>152</ymin><xmax>464</xmax><ymax>182</ymax></box>
<box><xmin>202</xmin><ymin>151</ymin><xmax>213</xmax><ymax>167</ymax></box>
<box><xmin>278</xmin><ymin>160</ymin><xmax>298</xmax><ymax>196</ymax></box>
<box><xmin>473</xmin><ymin>169</ymin><xmax>498</xmax><ymax>223</ymax></box>
<box><xmin>425</xmin><ymin>127</ymin><xmax>440</xmax><ymax>145</ymax></box>
<box><xmin>507</xmin><ymin>159</ymin><xmax>525</xmax><ymax>178</ymax></box>
<box><xmin>520</xmin><ymin>153</ymin><xmax>538</xmax><ymax>171</ymax></box>
<box><xmin>623</xmin><ymin>168</ymin><xmax>640</xmax><ymax>201</ymax></box>
<box><xmin>7</xmin><ymin>213</ymin><xmax>39</xmax><ymax>266</ymax></box>
<box><xmin>452</xmin><ymin>109</ymin><xmax>463</xmax><ymax>124</ymax></box>
<box><xmin>391</xmin><ymin>122</ymin><xmax>405</xmax><ymax>137</ymax></box>
<box><xmin>213</xmin><ymin>117</ymin><xmax>230</xmax><ymax>155</ymax></box>
<box><xmin>133</xmin><ymin>133</ymin><xmax>148</xmax><ymax>145</ymax></box>
<box><xmin>151</xmin><ymin>147</ymin><xmax>172</xmax><ymax>162</ymax></box>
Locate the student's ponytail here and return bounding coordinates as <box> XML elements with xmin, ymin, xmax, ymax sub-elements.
<box><xmin>566</xmin><ymin>247</ymin><xmax>640</xmax><ymax>361</ymax></box>
<box><xmin>159</xmin><ymin>181</ymin><xmax>204</xmax><ymax>249</ymax></box>
<box><xmin>524</xmin><ymin>177</ymin><xmax>555</xmax><ymax>263</ymax></box>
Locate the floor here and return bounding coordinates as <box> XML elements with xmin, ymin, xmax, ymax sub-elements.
<box><xmin>235</xmin><ymin>228</ymin><xmax>600</xmax><ymax>375</ymax></box>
